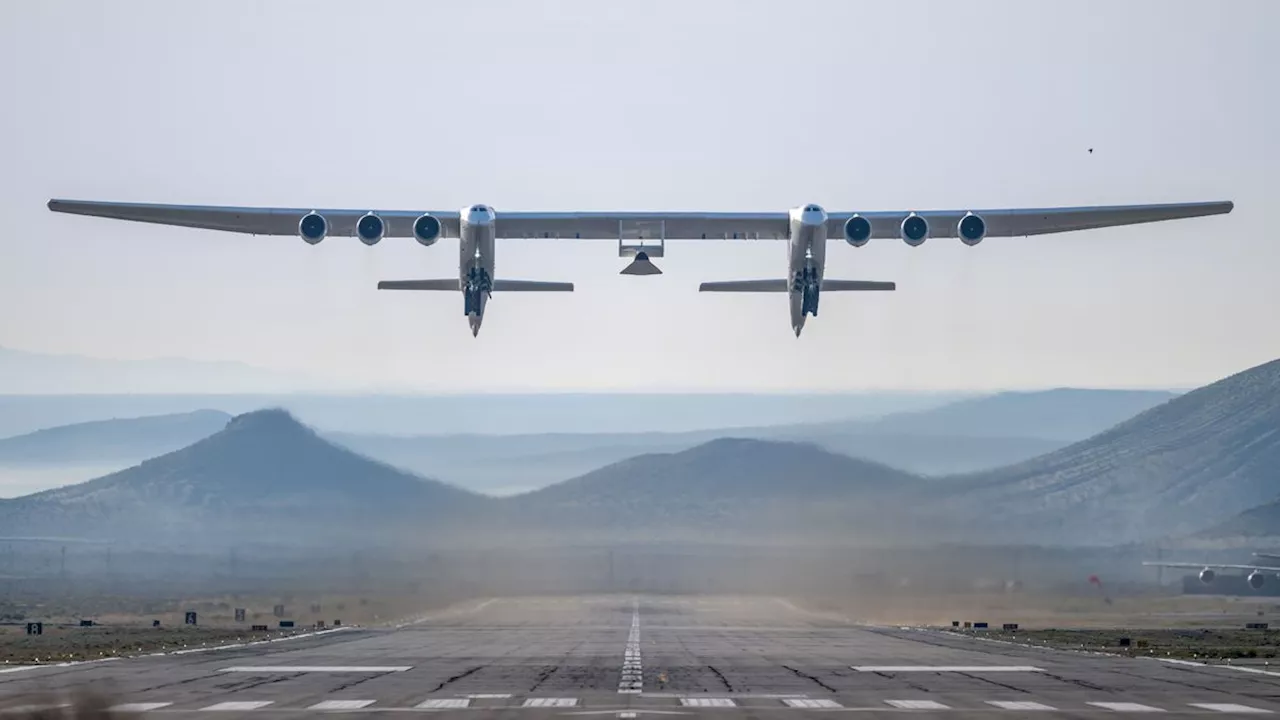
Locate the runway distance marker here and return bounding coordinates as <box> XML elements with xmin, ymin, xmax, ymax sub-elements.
<box><xmin>853</xmin><ymin>665</ymin><xmax>1044</xmax><ymax>672</ymax></box>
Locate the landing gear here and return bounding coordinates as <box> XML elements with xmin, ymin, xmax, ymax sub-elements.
<box><xmin>464</xmin><ymin>268</ymin><xmax>491</xmax><ymax>316</ymax></box>
<box><xmin>795</xmin><ymin>266</ymin><xmax>820</xmax><ymax>317</ymax></box>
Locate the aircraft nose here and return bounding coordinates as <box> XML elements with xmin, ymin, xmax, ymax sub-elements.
<box><xmin>466</xmin><ymin>205</ymin><xmax>495</xmax><ymax>225</ymax></box>
<box><xmin>799</xmin><ymin>204</ymin><xmax>828</xmax><ymax>226</ymax></box>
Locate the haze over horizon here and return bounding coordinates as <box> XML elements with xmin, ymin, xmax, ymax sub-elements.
<box><xmin>2</xmin><ymin>0</ymin><xmax>1276</xmax><ymax>393</ymax></box>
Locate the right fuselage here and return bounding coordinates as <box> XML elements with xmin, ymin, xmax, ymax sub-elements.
<box><xmin>458</xmin><ymin>204</ymin><xmax>497</xmax><ymax>336</ymax></box>
<box><xmin>787</xmin><ymin>204</ymin><xmax>829</xmax><ymax>336</ymax></box>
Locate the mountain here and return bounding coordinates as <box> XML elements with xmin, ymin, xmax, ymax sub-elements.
<box><xmin>327</xmin><ymin>387</ymin><xmax>1173</xmax><ymax>494</ymax></box>
<box><xmin>0</xmin><ymin>345</ymin><xmax>327</xmax><ymax>395</ymax></box>
<box><xmin>944</xmin><ymin>358</ymin><xmax>1280</xmax><ymax>545</ymax></box>
<box><xmin>0</xmin><ymin>410</ymin><xmax>231</xmax><ymax>464</ymax></box>
<box><xmin>839</xmin><ymin>388</ymin><xmax>1179</xmax><ymax>441</ymax></box>
<box><xmin>495</xmin><ymin>438</ymin><xmax>929</xmax><ymax>544</ymax></box>
<box><xmin>0</xmin><ymin>409</ymin><xmax>484</xmax><ymax>547</ymax></box>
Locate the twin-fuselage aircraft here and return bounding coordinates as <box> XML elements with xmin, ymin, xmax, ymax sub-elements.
<box><xmin>47</xmin><ymin>198</ymin><xmax>1233</xmax><ymax>337</ymax></box>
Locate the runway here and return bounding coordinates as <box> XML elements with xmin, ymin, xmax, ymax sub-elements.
<box><xmin>2</xmin><ymin>595</ymin><xmax>1279</xmax><ymax>718</ymax></box>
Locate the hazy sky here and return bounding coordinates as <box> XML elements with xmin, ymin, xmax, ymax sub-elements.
<box><xmin>1</xmin><ymin>0</ymin><xmax>1275</xmax><ymax>393</ymax></box>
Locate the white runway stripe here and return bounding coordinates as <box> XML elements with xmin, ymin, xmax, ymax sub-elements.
<box><xmin>522</xmin><ymin>698</ymin><xmax>578</xmax><ymax>707</ymax></box>
<box><xmin>415</xmin><ymin>699</ymin><xmax>471</xmax><ymax>709</ymax></box>
<box><xmin>200</xmin><ymin>701</ymin><xmax>274</xmax><ymax>711</ymax></box>
<box><xmin>680</xmin><ymin>698</ymin><xmax>736</xmax><ymax>707</ymax></box>
<box><xmin>1087</xmin><ymin>702</ymin><xmax>1166</xmax><ymax>712</ymax></box>
<box><xmin>108</xmin><ymin>703</ymin><xmax>173</xmax><ymax>712</ymax></box>
<box><xmin>618</xmin><ymin>597</ymin><xmax>643</xmax><ymax>694</ymax></box>
<box><xmin>854</xmin><ymin>665</ymin><xmax>1043</xmax><ymax>673</ymax></box>
<box><xmin>884</xmin><ymin>700</ymin><xmax>950</xmax><ymax>710</ymax></box>
<box><xmin>220</xmin><ymin>665</ymin><xmax>410</xmax><ymax>673</ymax></box>
<box><xmin>1189</xmin><ymin>704</ymin><xmax>1273</xmax><ymax>714</ymax></box>
<box><xmin>308</xmin><ymin>700</ymin><xmax>377</xmax><ymax>710</ymax></box>
<box><xmin>783</xmin><ymin>699</ymin><xmax>842</xmax><ymax>709</ymax></box>
<box><xmin>987</xmin><ymin>701</ymin><xmax>1057</xmax><ymax>711</ymax></box>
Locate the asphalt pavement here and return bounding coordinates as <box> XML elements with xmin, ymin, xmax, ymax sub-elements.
<box><xmin>2</xmin><ymin>595</ymin><xmax>1279</xmax><ymax>718</ymax></box>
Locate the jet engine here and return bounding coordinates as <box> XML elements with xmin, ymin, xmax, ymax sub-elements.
<box><xmin>1199</xmin><ymin>568</ymin><xmax>1216</xmax><ymax>584</ymax></box>
<box><xmin>900</xmin><ymin>213</ymin><xmax>929</xmax><ymax>246</ymax></box>
<box><xmin>1249</xmin><ymin>571</ymin><xmax>1266</xmax><ymax>589</ymax></box>
<box><xmin>356</xmin><ymin>212</ymin><xmax>385</xmax><ymax>246</ymax></box>
<box><xmin>414</xmin><ymin>213</ymin><xmax>443</xmax><ymax>247</ymax></box>
<box><xmin>298</xmin><ymin>212</ymin><xmax>327</xmax><ymax>245</ymax></box>
<box><xmin>844</xmin><ymin>215</ymin><xmax>872</xmax><ymax>247</ymax></box>
<box><xmin>957</xmin><ymin>212</ymin><xmax>986</xmax><ymax>246</ymax></box>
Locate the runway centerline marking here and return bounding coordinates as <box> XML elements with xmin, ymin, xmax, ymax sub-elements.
<box><xmin>619</xmin><ymin>597</ymin><xmax>642</xmax><ymax>695</ymax></box>
<box><xmin>853</xmin><ymin>665</ymin><xmax>1044</xmax><ymax>673</ymax></box>
<box><xmin>1189</xmin><ymin>704</ymin><xmax>1273</xmax><ymax>714</ymax></box>
<box><xmin>200</xmin><ymin>701</ymin><xmax>274</xmax><ymax>711</ymax></box>
<box><xmin>523</xmin><ymin>698</ymin><xmax>579</xmax><ymax>708</ymax></box>
<box><xmin>783</xmin><ymin>699</ymin><xmax>842</xmax><ymax>709</ymax></box>
<box><xmin>107</xmin><ymin>704</ymin><xmax>173</xmax><ymax>713</ymax></box>
<box><xmin>987</xmin><ymin>701</ymin><xmax>1057</xmax><ymax>711</ymax></box>
<box><xmin>680</xmin><ymin>698</ymin><xmax>736</xmax><ymax>708</ymax></box>
<box><xmin>416</xmin><ymin>699</ymin><xmax>471</xmax><ymax>709</ymax></box>
<box><xmin>218</xmin><ymin>666</ymin><xmax>411</xmax><ymax>673</ymax></box>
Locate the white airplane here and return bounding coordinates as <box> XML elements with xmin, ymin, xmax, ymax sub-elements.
<box><xmin>47</xmin><ymin>198</ymin><xmax>1234</xmax><ymax>337</ymax></box>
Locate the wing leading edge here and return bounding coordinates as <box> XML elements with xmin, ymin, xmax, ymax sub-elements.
<box><xmin>47</xmin><ymin>199</ymin><xmax>1232</xmax><ymax>240</ymax></box>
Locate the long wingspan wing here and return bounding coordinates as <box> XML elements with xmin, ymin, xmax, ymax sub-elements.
<box><xmin>825</xmin><ymin>201</ymin><xmax>1233</xmax><ymax>240</ymax></box>
<box><xmin>48</xmin><ymin>199</ymin><xmax>1231</xmax><ymax>240</ymax></box>
<box><xmin>1142</xmin><ymin>562</ymin><xmax>1280</xmax><ymax>572</ymax></box>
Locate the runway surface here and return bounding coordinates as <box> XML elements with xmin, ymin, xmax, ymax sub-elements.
<box><xmin>3</xmin><ymin>595</ymin><xmax>1280</xmax><ymax>718</ymax></box>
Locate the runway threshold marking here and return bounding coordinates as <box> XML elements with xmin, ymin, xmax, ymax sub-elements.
<box><xmin>308</xmin><ymin>700</ymin><xmax>377</xmax><ymax>710</ymax></box>
<box><xmin>1189</xmin><ymin>704</ymin><xmax>1273</xmax><ymax>714</ymax></box>
<box><xmin>853</xmin><ymin>666</ymin><xmax>1044</xmax><ymax>673</ymax></box>
<box><xmin>219</xmin><ymin>666</ymin><xmax>411</xmax><ymax>673</ymax></box>
<box><xmin>1086</xmin><ymin>702</ymin><xmax>1166</xmax><ymax>712</ymax></box>
<box><xmin>884</xmin><ymin>700</ymin><xmax>950</xmax><ymax>710</ymax></box>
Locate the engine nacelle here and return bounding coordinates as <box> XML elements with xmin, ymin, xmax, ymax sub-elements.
<box><xmin>958</xmin><ymin>212</ymin><xmax>987</xmax><ymax>246</ymax></box>
<box><xmin>1249</xmin><ymin>571</ymin><xmax>1266</xmax><ymax>589</ymax></box>
<box><xmin>298</xmin><ymin>212</ymin><xmax>327</xmax><ymax>245</ymax></box>
<box><xmin>414</xmin><ymin>213</ymin><xmax>443</xmax><ymax>247</ymax></box>
<box><xmin>1199</xmin><ymin>568</ymin><xmax>1216</xmax><ymax>584</ymax></box>
<box><xmin>900</xmin><ymin>213</ymin><xmax>929</xmax><ymax>246</ymax></box>
<box><xmin>356</xmin><ymin>212</ymin><xmax>385</xmax><ymax>246</ymax></box>
<box><xmin>844</xmin><ymin>214</ymin><xmax>872</xmax><ymax>247</ymax></box>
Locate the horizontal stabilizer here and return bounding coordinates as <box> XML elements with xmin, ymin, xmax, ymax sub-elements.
<box><xmin>699</xmin><ymin>279</ymin><xmax>789</xmax><ymax>292</ymax></box>
<box><xmin>821</xmin><ymin>280</ymin><xmax>896</xmax><ymax>291</ymax></box>
<box><xmin>699</xmin><ymin>279</ymin><xmax>897</xmax><ymax>292</ymax></box>
<box><xmin>377</xmin><ymin>279</ymin><xmax>459</xmax><ymax>291</ymax></box>
<box><xmin>491</xmin><ymin>280</ymin><xmax>574</xmax><ymax>292</ymax></box>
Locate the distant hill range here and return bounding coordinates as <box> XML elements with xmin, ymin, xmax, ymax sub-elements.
<box><xmin>331</xmin><ymin>387</ymin><xmax>1176</xmax><ymax>493</ymax></box>
<box><xmin>0</xmin><ymin>345</ymin><xmax>328</xmax><ymax>395</ymax></box>
<box><xmin>0</xmin><ymin>409</ymin><xmax>483</xmax><ymax>548</ymax></box>
<box><xmin>942</xmin><ymin>358</ymin><xmax>1280</xmax><ymax>545</ymax></box>
<box><xmin>0</xmin><ymin>410</ymin><xmax>230</xmax><ymax>464</ymax></box>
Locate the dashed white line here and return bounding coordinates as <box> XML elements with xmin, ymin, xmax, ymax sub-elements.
<box><xmin>987</xmin><ymin>701</ymin><xmax>1057</xmax><ymax>711</ymax></box>
<box><xmin>618</xmin><ymin>598</ymin><xmax>642</xmax><ymax>694</ymax></box>
<box><xmin>415</xmin><ymin>699</ymin><xmax>471</xmax><ymax>709</ymax></box>
<box><xmin>854</xmin><ymin>665</ymin><xmax>1043</xmax><ymax>673</ymax></box>
<box><xmin>200</xmin><ymin>701</ymin><xmax>274</xmax><ymax>711</ymax></box>
<box><xmin>884</xmin><ymin>700</ymin><xmax>950</xmax><ymax>710</ymax></box>
<box><xmin>220</xmin><ymin>666</ymin><xmax>410</xmax><ymax>673</ymax></box>
<box><xmin>1086</xmin><ymin>702</ymin><xmax>1166</xmax><ymax>712</ymax></box>
<box><xmin>783</xmin><ymin>699</ymin><xmax>842</xmax><ymax>709</ymax></box>
<box><xmin>680</xmin><ymin>698</ymin><xmax>736</xmax><ymax>707</ymax></box>
<box><xmin>308</xmin><ymin>700</ymin><xmax>377</xmax><ymax>710</ymax></box>
<box><xmin>108</xmin><ymin>703</ymin><xmax>173</xmax><ymax>713</ymax></box>
<box><xmin>1189</xmin><ymin>704</ymin><xmax>1273</xmax><ymax>714</ymax></box>
<box><xmin>523</xmin><ymin>698</ymin><xmax>578</xmax><ymax>707</ymax></box>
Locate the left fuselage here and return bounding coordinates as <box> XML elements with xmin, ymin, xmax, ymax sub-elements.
<box><xmin>787</xmin><ymin>204</ymin><xmax>829</xmax><ymax>336</ymax></box>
